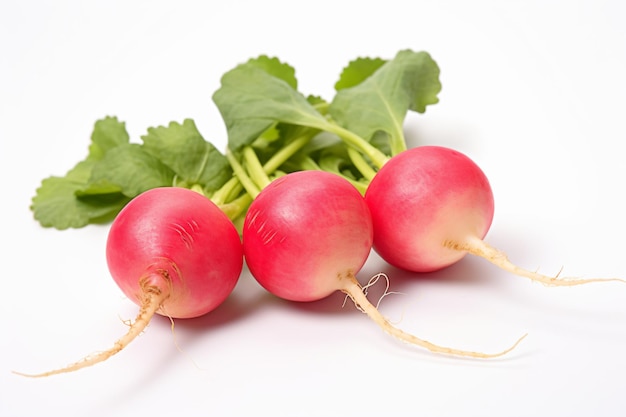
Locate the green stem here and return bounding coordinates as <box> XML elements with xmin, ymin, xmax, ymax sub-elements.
<box><xmin>213</xmin><ymin>133</ymin><xmax>314</xmax><ymax>207</ymax></box>
<box><xmin>296</xmin><ymin>156</ymin><xmax>323</xmax><ymax>171</ymax></box>
<box><xmin>226</xmin><ymin>150</ymin><xmax>261</xmax><ymax>199</ymax></box>
<box><xmin>243</xmin><ymin>146</ymin><xmax>272</xmax><ymax>189</ymax></box>
<box><xmin>323</xmin><ymin>123</ymin><xmax>390</xmax><ymax>169</ymax></box>
<box><xmin>299</xmin><ymin>155</ymin><xmax>368</xmax><ymax>195</ymax></box>
<box><xmin>189</xmin><ymin>183</ymin><xmax>205</xmax><ymax>195</ymax></box>
<box><xmin>346</xmin><ymin>147</ymin><xmax>377</xmax><ymax>182</ymax></box>
<box><xmin>390</xmin><ymin>133</ymin><xmax>408</xmax><ymax>156</ymax></box>
<box><xmin>342</xmin><ymin>177</ymin><xmax>368</xmax><ymax>195</ymax></box>
<box><xmin>218</xmin><ymin>193</ymin><xmax>253</xmax><ymax>223</ymax></box>
<box><xmin>210</xmin><ymin>176</ymin><xmax>243</xmax><ymax>206</ymax></box>
<box><xmin>262</xmin><ymin>133</ymin><xmax>314</xmax><ymax>174</ymax></box>
<box><xmin>215</xmin><ymin>131</ymin><xmax>315</xmax><ymax>221</ymax></box>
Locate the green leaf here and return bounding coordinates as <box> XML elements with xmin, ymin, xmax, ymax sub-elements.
<box><xmin>334</xmin><ymin>57</ymin><xmax>387</xmax><ymax>90</ymax></box>
<box><xmin>306</xmin><ymin>94</ymin><xmax>329</xmax><ymax>109</ymax></box>
<box><xmin>141</xmin><ymin>119</ymin><xmax>232</xmax><ymax>191</ymax></box>
<box><xmin>31</xmin><ymin>161</ymin><xmax>127</xmax><ymax>229</ymax></box>
<box><xmin>244</xmin><ymin>55</ymin><xmax>298</xmax><ymax>89</ymax></box>
<box><xmin>329</xmin><ymin>50</ymin><xmax>441</xmax><ymax>155</ymax></box>
<box><xmin>88</xmin><ymin>143</ymin><xmax>175</xmax><ymax>197</ymax></box>
<box><xmin>213</xmin><ymin>63</ymin><xmax>331</xmax><ymax>151</ymax></box>
<box><xmin>31</xmin><ymin>117</ymin><xmax>131</xmax><ymax>229</ymax></box>
<box><xmin>87</xmin><ymin>116</ymin><xmax>130</xmax><ymax>160</ymax></box>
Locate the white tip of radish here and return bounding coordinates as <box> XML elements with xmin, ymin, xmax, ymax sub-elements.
<box><xmin>13</xmin><ymin>288</ymin><xmax>167</xmax><ymax>378</ymax></box>
<box><xmin>340</xmin><ymin>272</ymin><xmax>527</xmax><ymax>359</ymax></box>
<box><xmin>448</xmin><ymin>235</ymin><xmax>626</xmax><ymax>287</ymax></box>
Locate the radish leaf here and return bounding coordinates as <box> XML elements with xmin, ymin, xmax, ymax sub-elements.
<box><xmin>334</xmin><ymin>57</ymin><xmax>387</xmax><ymax>90</ymax></box>
<box><xmin>31</xmin><ymin>117</ymin><xmax>131</xmax><ymax>229</ymax></box>
<box><xmin>88</xmin><ymin>144</ymin><xmax>175</xmax><ymax>197</ymax></box>
<box><xmin>31</xmin><ymin>161</ymin><xmax>126</xmax><ymax>229</ymax></box>
<box><xmin>141</xmin><ymin>119</ymin><xmax>232</xmax><ymax>192</ymax></box>
<box><xmin>329</xmin><ymin>50</ymin><xmax>441</xmax><ymax>155</ymax></box>
<box><xmin>212</xmin><ymin>62</ymin><xmax>330</xmax><ymax>151</ymax></box>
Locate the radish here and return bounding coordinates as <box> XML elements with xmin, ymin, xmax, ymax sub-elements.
<box><xmin>243</xmin><ymin>170</ymin><xmax>525</xmax><ymax>358</ymax></box>
<box><xmin>17</xmin><ymin>187</ymin><xmax>244</xmax><ymax>377</ymax></box>
<box><xmin>364</xmin><ymin>145</ymin><xmax>625</xmax><ymax>285</ymax></box>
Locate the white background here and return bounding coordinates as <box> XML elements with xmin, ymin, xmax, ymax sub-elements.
<box><xmin>2</xmin><ymin>1</ymin><xmax>625</xmax><ymax>416</ymax></box>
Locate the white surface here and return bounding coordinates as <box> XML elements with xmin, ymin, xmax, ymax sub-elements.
<box><xmin>2</xmin><ymin>1</ymin><xmax>626</xmax><ymax>416</ymax></box>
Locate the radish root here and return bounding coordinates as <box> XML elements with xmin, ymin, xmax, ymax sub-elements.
<box><xmin>446</xmin><ymin>235</ymin><xmax>626</xmax><ymax>286</ymax></box>
<box><xmin>343</xmin><ymin>272</ymin><xmax>405</xmax><ymax>311</ymax></box>
<box><xmin>163</xmin><ymin>307</ymin><xmax>204</xmax><ymax>371</ymax></box>
<box><xmin>362</xmin><ymin>272</ymin><xmax>405</xmax><ymax>309</ymax></box>
<box><xmin>340</xmin><ymin>273</ymin><xmax>526</xmax><ymax>358</ymax></box>
<box><xmin>13</xmin><ymin>285</ymin><xmax>168</xmax><ymax>378</ymax></box>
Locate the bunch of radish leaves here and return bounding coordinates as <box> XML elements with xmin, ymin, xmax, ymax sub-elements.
<box><xmin>31</xmin><ymin>49</ymin><xmax>441</xmax><ymax>230</ymax></box>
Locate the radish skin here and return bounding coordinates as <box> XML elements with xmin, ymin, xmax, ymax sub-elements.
<box><xmin>243</xmin><ymin>170</ymin><xmax>525</xmax><ymax>358</ymax></box>
<box><xmin>365</xmin><ymin>146</ymin><xmax>625</xmax><ymax>286</ymax></box>
<box><xmin>16</xmin><ymin>187</ymin><xmax>243</xmax><ymax>377</ymax></box>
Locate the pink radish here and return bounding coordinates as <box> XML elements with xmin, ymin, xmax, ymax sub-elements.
<box><xmin>364</xmin><ymin>145</ymin><xmax>624</xmax><ymax>285</ymax></box>
<box><xmin>243</xmin><ymin>170</ymin><xmax>525</xmax><ymax>358</ymax></box>
<box><xmin>17</xmin><ymin>187</ymin><xmax>244</xmax><ymax>377</ymax></box>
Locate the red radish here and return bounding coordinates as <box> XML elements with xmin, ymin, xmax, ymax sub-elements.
<box><xmin>365</xmin><ymin>145</ymin><xmax>624</xmax><ymax>285</ymax></box>
<box><xmin>243</xmin><ymin>170</ymin><xmax>525</xmax><ymax>358</ymax></box>
<box><xmin>17</xmin><ymin>187</ymin><xmax>243</xmax><ymax>377</ymax></box>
